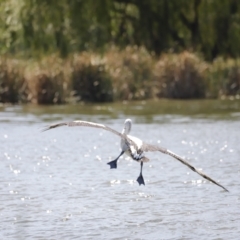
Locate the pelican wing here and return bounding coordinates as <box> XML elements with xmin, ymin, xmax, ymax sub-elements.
<box><xmin>42</xmin><ymin>120</ymin><xmax>136</xmax><ymax>148</ymax></box>
<box><xmin>142</xmin><ymin>142</ymin><xmax>168</xmax><ymax>154</ymax></box>
<box><xmin>142</xmin><ymin>143</ymin><xmax>229</xmax><ymax>192</ymax></box>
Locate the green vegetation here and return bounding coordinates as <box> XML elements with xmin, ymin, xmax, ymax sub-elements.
<box><xmin>0</xmin><ymin>0</ymin><xmax>240</xmax><ymax>104</ymax></box>
<box><xmin>1</xmin><ymin>48</ymin><xmax>240</xmax><ymax>104</ymax></box>
<box><xmin>1</xmin><ymin>0</ymin><xmax>240</xmax><ymax>59</ymax></box>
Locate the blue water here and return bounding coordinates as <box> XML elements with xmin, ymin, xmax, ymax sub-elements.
<box><xmin>0</xmin><ymin>102</ymin><xmax>240</xmax><ymax>239</ymax></box>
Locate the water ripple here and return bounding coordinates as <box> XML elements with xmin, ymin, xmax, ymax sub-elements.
<box><xmin>0</xmin><ymin>105</ymin><xmax>239</xmax><ymax>239</ymax></box>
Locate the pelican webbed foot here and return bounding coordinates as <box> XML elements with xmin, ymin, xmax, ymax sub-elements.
<box><xmin>137</xmin><ymin>174</ymin><xmax>145</xmax><ymax>185</ymax></box>
<box><xmin>107</xmin><ymin>159</ymin><xmax>118</xmax><ymax>169</ymax></box>
<box><xmin>107</xmin><ymin>151</ymin><xmax>124</xmax><ymax>169</ymax></box>
<box><xmin>136</xmin><ymin>161</ymin><xmax>145</xmax><ymax>185</ymax></box>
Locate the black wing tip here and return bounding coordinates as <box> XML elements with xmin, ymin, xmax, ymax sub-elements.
<box><xmin>41</xmin><ymin>127</ymin><xmax>50</xmax><ymax>132</ymax></box>
<box><xmin>213</xmin><ymin>182</ymin><xmax>229</xmax><ymax>192</ymax></box>
<box><xmin>222</xmin><ymin>186</ymin><xmax>229</xmax><ymax>193</ymax></box>
<box><xmin>41</xmin><ymin>126</ymin><xmax>54</xmax><ymax>132</ymax></box>
<box><xmin>212</xmin><ymin>179</ymin><xmax>229</xmax><ymax>192</ymax></box>
<box><xmin>41</xmin><ymin>123</ymin><xmax>67</xmax><ymax>132</ymax></box>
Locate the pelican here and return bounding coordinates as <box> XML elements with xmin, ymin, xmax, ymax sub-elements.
<box><xmin>42</xmin><ymin>119</ymin><xmax>228</xmax><ymax>192</ymax></box>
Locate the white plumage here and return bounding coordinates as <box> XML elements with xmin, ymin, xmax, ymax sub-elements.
<box><xmin>42</xmin><ymin>118</ymin><xmax>228</xmax><ymax>192</ymax></box>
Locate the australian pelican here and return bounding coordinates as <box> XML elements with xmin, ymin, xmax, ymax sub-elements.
<box><xmin>42</xmin><ymin>119</ymin><xmax>228</xmax><ymax>192</ymax></box>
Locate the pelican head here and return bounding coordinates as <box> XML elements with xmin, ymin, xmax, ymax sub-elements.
<box><xmin>123</xmin><ymin>119</ymin><xmax>132</xmax><ymax>135</ymax></box>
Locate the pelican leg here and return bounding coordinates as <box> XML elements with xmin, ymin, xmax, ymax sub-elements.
<box><xmin>137</xmin><ymin>162</ymin><xmax>145</xmax><ymax>185</ymax></box>
<box><xmin>107</xmin><ymin>151</ymin><xmax>124</xmax><ymax>169</ymax></box>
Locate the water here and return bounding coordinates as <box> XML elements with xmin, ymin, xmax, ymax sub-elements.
<box><xmin>1</xmin><ymin>100</ymin><xmax>240</xmax><ymax>239</ymax></box>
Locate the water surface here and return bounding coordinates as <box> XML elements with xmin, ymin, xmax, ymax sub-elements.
<box><xmin>1</xmin><ymin>99</ymin><xmax>240</xmax><ymax>239</ymax></box>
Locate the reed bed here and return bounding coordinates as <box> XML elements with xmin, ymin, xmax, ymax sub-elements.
<box><xmin>104</xmin><ymin>46</ymin><xmax>155</xmax><ymax>100</ymax></box>
<box><xmin>25</xmin><ymin>55</ymin><xmax>69</xmax><ymax>104</ymax></box>
<box><xmin>1</xmin><ymin>48</ymin><xmax>240</xmax><ymax>104</ymax></box>
<box><xmin>206</xmin><ymin>57</ymin><xmax>240</xmax><ymax>98</ymax></box>
<box><xmin>154</xmin><ymin>52</ymin><xmax>207</xmax><ymax>99</ymax></box>
<box><xmin>0</xmin><ymin>57</ymin><xmax>28</xmax><ymax>103</ymax></box>
<box><xmin>70</xmin><ymin>53</ymin><xmax>113</xmax><ymax>102</ymax></box>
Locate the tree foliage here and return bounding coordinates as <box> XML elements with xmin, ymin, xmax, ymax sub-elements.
<box><xmin>0</xmin><ymin>0</ymin><xmax>240</xmax><ymax>60</ymax></box>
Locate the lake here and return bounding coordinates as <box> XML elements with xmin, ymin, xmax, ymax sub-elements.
<box><xmin>0</xmin><ymin>99</ymin><xmax>240</xmax><ymax>239</ymax></box>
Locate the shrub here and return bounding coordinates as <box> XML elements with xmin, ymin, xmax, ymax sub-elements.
<box><xmin>25</xmin><ymin>56</ymin><xmax>69</xmax><ymax>104</ymax></box>
<box><xmin>105</xmin><ymin>46</ymin><xmax>155</xmax><ymax>100</ymax></box>
<box><xmin>70</xmin><ymin>53</ymin><xmax>113</xmax><ymax>102</ymax></box>
<box><xmin>1</xmin><ymin>49</ymin><xmax>240</xmax><ymax>104</ymax></box>
<box><xmin>154</xmin><ymin>52</ymin><xmax>207</xmax><ymax>99</ymax></box>
<box><xmin>206</xmin><ymin>58</ymin><xmax>240</xmax><ymax>98</ymax></box>
<box><xmin>0</xmin><ymin>57</ymin><xmax>28</xmax><ymax>103</ymax></box>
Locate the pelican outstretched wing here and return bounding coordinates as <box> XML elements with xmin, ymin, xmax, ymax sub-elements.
<box><xmin>142</xmin><ymin>143</ymin><xmax>229</xmax><ymax>192</ymax></box>
<box><xmin>42</xmin><ymin>121</ymin><xmax>228</xmax><ymax>192</ymax></box>
<box><xmin>42</xmin><ymin>120</ymin><xmax>136</xmax><ymax>148</ymax></box>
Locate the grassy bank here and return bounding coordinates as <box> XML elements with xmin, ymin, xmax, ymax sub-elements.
<box><xmin>1</xmin><ymin>47</ymin><xmax>240</xmax><ymax>104</ymax></box>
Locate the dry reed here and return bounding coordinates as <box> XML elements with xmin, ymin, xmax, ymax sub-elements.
<box><xmin>105</xmin><ymin>46</ymin><xmax>155</xmax><ymax>100</ymax></box>
<box><xmin>70</xmin><ymin>53</ymin><xmax>113</xmax><ymax>102</ymax></box>
<box><xmin>0</xmin><ymin>49</ymin><xmax>240</xmax><ymax>104</ymax></box>
<box><xmin>154</xmin><ymin>52</ymin><xmax>208</xmax><ymax>99</ymax></box>
<box><xmin>206</xmin><ymin>57</ymin><xmax>240</xmax><ymax>98</ymax></box>
<box><xmin>25</xmin><ymin>55</ymin><xmax>69</xmax><ymax>104</ymax></box>
<box><xmin>0</xmin><ymin>57</ymin><xmax>28</xmax><ymax>103</ymax></box>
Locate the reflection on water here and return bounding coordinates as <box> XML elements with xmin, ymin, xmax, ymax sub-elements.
<box><xmin>0</xmin><ymin>99</ymin><xmax>240</xmax><ymax>239</ymax></box>
<box><xmin>1</xmin><ymin>99</ymin><xmax>240</xmax><ymax>124</ymax></box>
